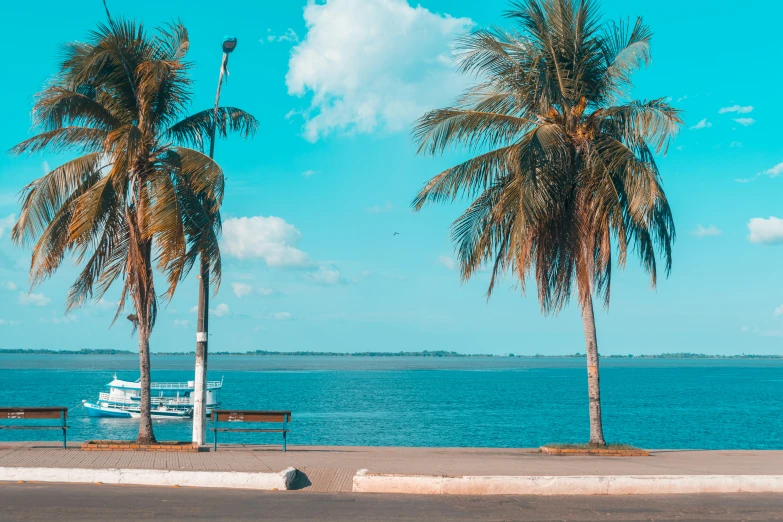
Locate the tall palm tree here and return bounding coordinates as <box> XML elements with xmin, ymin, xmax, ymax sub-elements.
<box><xmin>412</xmin><ymin>0</ymin><xmax>682</xmax><ymax>445</ymax></box>
<box><xmin>10</xmin><ymin>20</ymin><xmax>254</xmax><ymax>443</ymax></box>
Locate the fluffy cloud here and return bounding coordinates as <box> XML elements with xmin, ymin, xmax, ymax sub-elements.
<box><xmin>747</xmin><ymin>216</ymin><xmax>783</xmax><ymax>244</ymax></box>
<box><xmin>18</xmin><ymin>292</ymin><xmax>51</xmax><ymax>307</ymax></box>
<box><xmin>719</xmin><ymin>105</ymin><xmax>753</xmax><ymax>114</ymax></box>
<box><xmin>173</xmin><ymin>319</ymin><xmax>190</xmax><ymax>328</ymax></box>
<box><xmin>775</xmin><ymin>305</ymin><xmax>783</xmax><ymax>317</ymax></box>
<box><xmin>733</xmin><ymin>118</ymin><xmax>755</xmax><ymax>127</ymax></box>
<box><xmin>0</xmin><ymin>214</ymin><xmax>15</xmax><ymax>239</ymax></box>
<box><xmin>689</xmin><ymin>119</ymin><xmax>711</xmax><ymax>130</ymax></box>
<box><xmin>285</xmin><ymin>0</ymin><xmax>473</xmax><ymax>141</ymax></box>
<box><xmin>2</xmin><ymin>282</ymin><xmax>17</xmax><ymax>291</ymax></box>
<box><xmin>212</xmin><ymin>303</ymin><xmax>230</xmax><ymax>317</ymax></box>
<box><xmin>301</xmin><ymin>169</ymin><xmax>319</xmax><ymax>177</ymax></box>
<box><xmin>305</xmin><ymin>266</ymin><xmax>342</xmax><ymax>285</ymax></box>
<box><xmin>272</xmin><ymin>312</ymin><xmax>292</xmax><ymax>321</ymax></box>
<box><xmin>222</xmin><ymin>216</ymin><xmax>310</xmax><ymax>266</ymax></box>
<box><xmin>438</xmin><ymin>255</ymin><xmax>456</xmax><ymax>270</ymax></box>
<box><xmin>231</xmin><ymin>282</ymin><xmax>253</xmax><ymax>298</ymax></box>
<box><xmin>691</xmin><ymin>224</ymin><xmax>722</xmax><ymax>237</ymax></box>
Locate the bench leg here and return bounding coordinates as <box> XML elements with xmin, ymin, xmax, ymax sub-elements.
<box><xmin>282</xmin><ymin>431</ymin><xmax>286</xmax><ymax>452</ymax></box>
<box><xmin>213</xmin><ymin>430</ymin><xmax>217</xmax><ymax>452</ymax></box>
<box><xmin>63</xmin><ymin>428</ymin><xmax>67</xmax><ymax>449</ymax></box>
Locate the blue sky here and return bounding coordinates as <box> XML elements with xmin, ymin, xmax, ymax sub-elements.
<box><xmin>0</xmin><ymin>0</ymin><xmax>781</xmax><ymax>355</ymax></box>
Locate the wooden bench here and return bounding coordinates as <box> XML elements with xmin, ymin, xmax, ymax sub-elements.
<box><xmin>0</xmin><ymin>407</ymin><xmax>69</xmax><ymax>448</ymax></box>
<box><xmin>210</xmin><ymin>410</ymin><xmax>291</xmax><ymax>452</ymax></box>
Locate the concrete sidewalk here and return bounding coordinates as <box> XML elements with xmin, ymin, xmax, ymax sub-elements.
<box><xmin>1</xmin><ymin>443</ymin><xmax>782</xmax><ymax>494</ymax></box>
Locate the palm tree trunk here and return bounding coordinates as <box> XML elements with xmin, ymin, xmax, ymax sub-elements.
<box><xmin>192</xmin><ymin>257</ymin><xmax>209</xmax><ymax>446</ymax></box>
<box><xmin>137</xmin><ymin>321</ymin><xmax>155</xmax><ymax>444</ymax></box>
<box><xmin>581</xmin><ymin>292</ymin><xmax>606</xmax><ymax>446</ymax></box>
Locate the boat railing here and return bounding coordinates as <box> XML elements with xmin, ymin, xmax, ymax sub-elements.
<box><xmin>99</xmin><ymin>393</ymin><xmax>195</xmax><ymax>405</ymax></box>
<box><xmin>146</xmin><ymin>381</ymin><xmax>223</xmax><ymax>390</ymax></box>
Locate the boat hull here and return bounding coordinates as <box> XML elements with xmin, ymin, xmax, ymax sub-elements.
<box><xmin>83</xmin><ymin>401</ymin><xmax>133</xmax><ymax>418</ymax></box>
<box><xmin>83</xmin><ymin>401</ymin><xmax>193</xmax><ymax>419</ymax></box>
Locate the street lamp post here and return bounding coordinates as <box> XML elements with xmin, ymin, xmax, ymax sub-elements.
<box><xmin>192</xmin><ymin>35</ymin><xmax>237</xmax><ymax>447</ymax></box>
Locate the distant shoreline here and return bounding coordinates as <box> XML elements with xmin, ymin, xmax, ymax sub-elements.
<box><xmin>0</xmin><ymin>349</ymin><xmax>779</xmax><ymax>359</ymax></box>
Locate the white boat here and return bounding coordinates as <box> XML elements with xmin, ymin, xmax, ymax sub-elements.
<box><xmin>82</xmin><ymin>375</ymin><xmax>223</xmax><ymax>419</ymax></box>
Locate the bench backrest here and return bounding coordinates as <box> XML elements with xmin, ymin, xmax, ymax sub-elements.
<box><xmin>0</xmin><ymin>407</ymin><xmax>67</xmax><ymax>420</ymax></box>
<box><xmin>212</xmin><ymin>410</ymin><xmax>291</xmax><ymax>423</ymax></box>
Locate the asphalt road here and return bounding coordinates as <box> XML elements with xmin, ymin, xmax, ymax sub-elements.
<box><xmin>0</xmin><ymin>483</ymin><xmax>781</xmax><ymax>521</ymax></box>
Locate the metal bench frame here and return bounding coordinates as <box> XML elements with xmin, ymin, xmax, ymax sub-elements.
<box><xmin>210</xmin><ymin>410</ymin><xmax>291</xmax><ymax>452</ymax></box>
<box><xmin>0</xmin><ymin>407</ymin><xmax>69</xmax><ymax>449</ymax></box>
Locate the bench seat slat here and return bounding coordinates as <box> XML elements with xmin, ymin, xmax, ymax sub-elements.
<box><xmin>211</xmin><ymin>428</ymin><xmax>289</xmax><ymax>433</ymax></box>
<box><xmin>0</xmin><ymin>426</ymin><xmax>68</xmax><ymax>430</ymax></box>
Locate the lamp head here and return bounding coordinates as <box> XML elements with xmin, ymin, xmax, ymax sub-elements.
<box><xmin>222</xmin><ymin>36</ymin><xmax>238</xmax><ymax>53</ymax></box>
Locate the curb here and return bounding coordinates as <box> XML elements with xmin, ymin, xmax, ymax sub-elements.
<box><xmin>352</xmin><ymin>470</ymin><xmax>783</xmax><ymax>495</ymax></box>
<box><xmin>0</xmin><ymin>466</ymin><xmax>297</xmax><ymax>491</ymax></box>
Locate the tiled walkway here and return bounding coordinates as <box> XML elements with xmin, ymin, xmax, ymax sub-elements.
<box><xmin>2</xmin><ymin>443</ymin><xmax>782</xmax><ymax>493</ymax></box>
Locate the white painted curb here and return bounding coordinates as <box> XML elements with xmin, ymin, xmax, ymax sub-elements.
<box><xmin>352</xmin><ymin>470</ymin><xmax>783</xmax><ymax>495</ymax></box>
<box><xmin>0</xmin><ymin>466</ymin><xmax>297</xmax><ymax>491</ymax></box>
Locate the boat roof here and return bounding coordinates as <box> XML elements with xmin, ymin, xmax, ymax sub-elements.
<box><xmin>107</xmin><ymin>378</ymin><xmax>223</xmax><ymax>391</ymax></box>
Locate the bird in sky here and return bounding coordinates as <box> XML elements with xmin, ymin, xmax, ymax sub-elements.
<box><xmin>393</xmin><ymin>232</ymin><xmax>399</xmax><ymax>236</ymax></box>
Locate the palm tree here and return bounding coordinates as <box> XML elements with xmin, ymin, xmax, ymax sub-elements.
<box><xmin>412</xmin><ymin>0</ymin><xmax>682</xmax><ymax>446</ymax></box>
<box><xmin>10</xmin><ymin>20</ymin><xmax>254</xmax><ymax>443</ymax></box>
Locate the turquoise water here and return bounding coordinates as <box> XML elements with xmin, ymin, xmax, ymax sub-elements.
<box><xmin>1</xmin><ymin>355</ymin><xmax>781</xmax><ymax>449</ymax></box>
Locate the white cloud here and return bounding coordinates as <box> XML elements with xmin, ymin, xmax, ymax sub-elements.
<box><xmin>272</xmin><ymin>312</ymin><xmax>292</xmax><ymax>321</ymax></box>
<box><xmin>733</xmin><ymin>118</ymin><xmax>755</xmax><ymax>126</ymax></box>
<box><xmin>775</xmin><ymin>306</ymin><xmax>783</xmax><ymax>317</ymax></box>
<box><xmin>42</xmin><ymin>161</ymin><xmax>51</xmax><ymax>174</ymax></box>
<box><xmin>301</xmin><ymin>169</ymin><xmax>319</xmax><ymax>177</ymax></box>
<box><xmin>305</xmin><ymin>265</ymin><xmax>342</xmax><ymax>285</ymax></box>
<box><xmin>257</xmin><ymin>287</ymin><xmax>274</xmax><ymax>296</ymax></box>
<box><xmin>0</xmin><ymin>318</ymin><xmax>20</xmax><ymax>326</ymax></box>
<box><xmin>45</xmin><ymin>314</ymin><xmax>77</xmax><ymax>325</ymax></box>
<box><xmin>18</xmin><ymin>292</ymin><xmax>51</xmax><ymax>307</ymax></box>
<box><xmin>285</xmin><ymin>0</ymin><xmax>473</xmax><ymax>141</ymax></box>
<box><xmin>94</xmin><ymin>298</ymin><xmax>117</xmax><ymax>310</ymax></box>
<box><xmin>691</xmin><ymin>224</ymin><xmax>722</xmax><ymax>237</ymax></box>
<box><xmin>365</xmin><ymin>202</ymin><xmax>393</xmax><ymax>213</ymax></box>
<box><xmin>3</xmin><ymin>282</ymin><xmax>17</xmax><ymax>291</ymax></box>
<box><xmin>729</xmin><ymin>141</ymin><xmax>742</xmax><ymax>148</ymax></box>
<box><xmin>676</xmin><ymin>95</ymin><xmax>688</xmax><ymax>102</ymax></box>
<box><xmin>264</xmin><ymin>28</ymin><xmax>299</xmax><ymax>43</ymax></box>
<box><xmin>189</xmin><ymin>305</ymin><xmax>198</xmax><ymax>314</ymax></box>
<box><xmin>212</xmin><ymin>303</ymin><xmax>230</xmax><ymax>317</ymax></box>
<box><xmin>0</xmin><ymin>214</ymin><xmax>15</xmax><ymax>239</ymax></box>
<box><xmin>438</xmin><ymin>255</ymin><xmax>456</xmax><ymax>270</ymax></box>
<box><xmin>222</xmin><ymin>216</ymin><xmax>310</xmax><ymax>266</ymax></box>
<box><xmin>231</xmin><ymin>282</ymin><xmax>253</xmax><ymax>298</ymax></box>
<box><xmin>747</xmin><ymin>216</ymin><xmax>783</xmax><ymax>244</ymax></box>
<box><xmin>719</xmin><ymin>105</ymin><xmax>753</xmax><ymax>114</ymax></box>
<box><xmin>173</xmin><ymin>319</ymin><xmax>190</xmax><ymax>328</ymax></box>
<box><xmin>735</xmin><ymin>161</ymin><xmax>783</xmax><ymax>183</ymax></box>
<box><xmin>689</xmin><ymin>119</ymin><xmax>711</xmax><ymax>130</ymax></box>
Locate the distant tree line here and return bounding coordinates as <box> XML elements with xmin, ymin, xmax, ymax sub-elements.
<box><xmin>1</xmin><ymin>349</ymin><xmax>779</xmax><ymax>359</ymax></box>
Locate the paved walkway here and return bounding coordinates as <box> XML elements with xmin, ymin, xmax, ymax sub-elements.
<box><xmin>2</xmin><ymin>443</ymin><xmax>782</xmax><ymax>492</ymax></box>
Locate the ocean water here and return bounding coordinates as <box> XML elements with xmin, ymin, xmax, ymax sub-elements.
<box><xmin>1</xmin><ymin>354</ymin><xmax>781</xmax><ymax>449</ymax></box>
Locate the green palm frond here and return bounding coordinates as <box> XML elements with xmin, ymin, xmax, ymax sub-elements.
<box><xmin>412</xmin><ymin>0</ymin><xmax>681</xmax><ymax>313</ymax></box>
<box><xmin>164</xmin><ymin>107</ymin><xmax>259</xmax><ymax>151</ymax></box>
<box><xmin>10</xmin><ymin>17</ymin><xmax>255</xmax><ymax>330</ymax></box>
